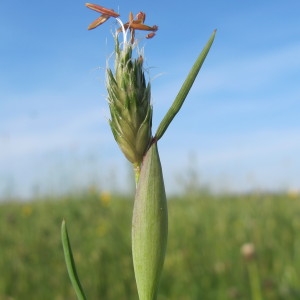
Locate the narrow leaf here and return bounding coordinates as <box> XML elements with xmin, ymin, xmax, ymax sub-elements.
<box><xmin>61</xmin><ymin>220</ymin><xmax>87</xmax><ymax>300</ymax></box>
<box><xmin>155</xmin><ymin>30</ymin><xmax>216</xmax><ymax>141</ymax></box>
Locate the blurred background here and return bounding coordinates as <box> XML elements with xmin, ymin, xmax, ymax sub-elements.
<box><xmin>1</xmin><ymin>0</ymin><xmax>300</xmax><ymax>199</ymax></box>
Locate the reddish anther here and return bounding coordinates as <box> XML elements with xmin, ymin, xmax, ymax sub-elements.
<box><xmin>146</xmin><ymin>32</ymin><xmax>156</xmax><ymax>39</ymax></box>
<box><xmin>85</xmin><ymin>3</ymin><xmax>119</xmax><ymax>30</ymax></box>
<box><xmin>85</xmin><ymin>3</ymin><xmax>119</xmax><ymax>17</ymax></box>
<box><xmin>124</xmin><ymin>22</ymin><xmax>158</xmax><ymax>32</ymax></box>
<box><xmin>86</xmin><ymin>3</ymin><xmax>158</xmax><ymax>41</ymax></box>
<box><xmin>122</xmin><ymin>11</ymin><xmax>157</xmax><ymax>32</ymax></box>
<box><xmin>136</xmin><ymin>12</ymin><xmax>146</xmax><ymax>23</ymax></box>
<box><xmin>87</xmin><ymin>15</ymin><xmax>110</xmax><ymax>30</ymax></box>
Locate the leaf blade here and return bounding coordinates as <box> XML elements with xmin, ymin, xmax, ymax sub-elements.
<box><xmin>155</xmin><ymin>30</ymin><xmax>216</xmax><ymax>141</ymax></box>
<box><xmin>61</xmin><ymin>220</ymin><xmax>87</xmax><ymax>300</ymax></box>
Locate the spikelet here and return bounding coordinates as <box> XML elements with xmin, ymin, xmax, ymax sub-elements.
<box><xmin>107</xmin><ymin>38</ymin><xmax>152</xmax><ymax>167</ymax></box>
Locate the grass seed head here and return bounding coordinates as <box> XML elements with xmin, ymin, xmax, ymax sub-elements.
<box><xmin>107</xmin><ymin>38</ymin><xmax>152</xmax><ymax>165</ymax></box>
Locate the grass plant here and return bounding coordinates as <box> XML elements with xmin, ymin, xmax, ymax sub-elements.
<box><xmin>61</xmin><ymin>3</ymin><xmax>215</xmax><ymax>299</ymax></box>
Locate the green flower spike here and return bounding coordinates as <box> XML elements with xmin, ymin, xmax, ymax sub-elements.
<box><xmin>104</xmin><ymin>9</ymin><xmax>158</xmax><ymax>181</ymax></box>
<box><xmin>106</xmin><ymin>39</ymin><xmax>153</xmax><ymax>176</ymax></box>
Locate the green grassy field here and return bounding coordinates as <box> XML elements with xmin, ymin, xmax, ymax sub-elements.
<box><xmin>1</xmin><ymin>191</ymin><xmax>300</xmax><ymax>299</ymax></box>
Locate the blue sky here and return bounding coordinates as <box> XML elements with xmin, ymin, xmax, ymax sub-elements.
<box><xmin>1</xmin><ymin>1</ymin><xmax>300</xmax><ymax>198</ymax></box>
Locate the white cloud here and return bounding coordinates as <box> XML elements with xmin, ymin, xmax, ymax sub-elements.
<box><xmin>196</xmin><ymin>42</ymin><xmax>300</xmax><ymax>93</ymax></box>
<box><xmin>0</xmin><ymin>106</ymin><xmax>110</xmax><ymax>161</ymax></box>
<box><xmin>157</xmin><ymin>126</ymin><xmax>300</xmax><ymax>193</ymax></box>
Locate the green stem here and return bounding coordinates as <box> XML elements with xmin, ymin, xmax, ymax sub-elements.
<box><xmin>155</xmin><ymin>30</ymin><xmax>216</xmax><ymax>141</ymax></box>
<box><xmin>247</xmin><ymin>261</ymin><xmax>263</xmax><ymax>300</ymax></box>
<box><xmin>133</xmin><ymin>163</ymin><xmax>141</xmax><ymax>187</ymax></box>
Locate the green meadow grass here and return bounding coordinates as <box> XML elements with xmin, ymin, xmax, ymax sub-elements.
<box><xmin>1</xmin><ymin>191</ymin><xmax>300</xmax><ymax>299</ymax></box>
